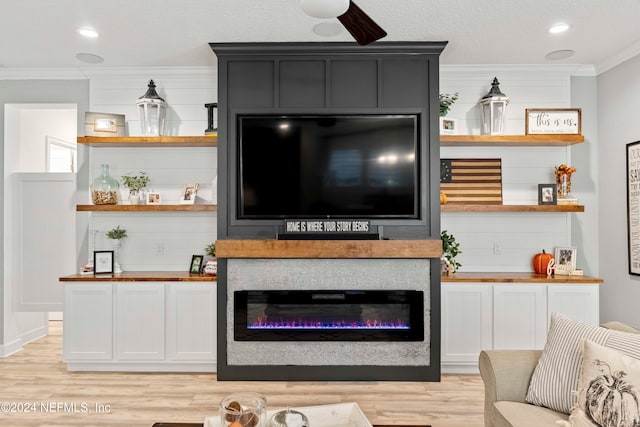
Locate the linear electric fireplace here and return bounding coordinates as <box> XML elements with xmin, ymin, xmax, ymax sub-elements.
<box><xmin>234</xmin><ymin>290</ymin><xmax>424</xmax><ymax>342</ymax></box>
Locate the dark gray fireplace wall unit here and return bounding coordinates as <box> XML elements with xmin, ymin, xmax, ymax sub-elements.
<box><xmin>210</xmin><ymin>42</ymin><xmax>446</xmax><ymax>381</ymax></box>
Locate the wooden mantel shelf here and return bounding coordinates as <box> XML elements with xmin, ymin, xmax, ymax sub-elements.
<box><xmin>216</xmin><ymin>239</ymin><xmax>442</xmax><ymax>259</ymax></box>
<box><xmin>441</xmin><ymin>271</ymin><xmax>603</xmax><ymax>284</ymax></box>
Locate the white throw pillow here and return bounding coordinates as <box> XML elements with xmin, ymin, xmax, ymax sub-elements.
<box><xmin>526</xmin><ymin>313</ymin><xmax>640</xmax><ymax>414</ymax></box>
<box><xmin>557</xmin><ymin>340</ymin><xmax>640</xmax><ymax>427</ymax></box>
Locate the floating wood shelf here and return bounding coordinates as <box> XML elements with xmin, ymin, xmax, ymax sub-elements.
<box><xmin>217</xmin><ymin>239</ymin><xmax>442</xmax><ymax>259</ymax></box>
<box><xmin>60</xmin><ymin>271</ymin><xmax>217</xmax><ymax>282</ymax></box>
<box><xmin>440</xmin><ymin>134</ymin><xmax>583</xmax><ymax>146</ymax></box>
<box><xmin>441</xmin><ymin>271</ymin><xmax>603</xmax><ymax>284</ymax></box>
<box><xmin>76</xmin><ymin>204</ymin><xmax>217</xmax><ymax>212</ymax></box>
<box><xmin>441</xmin><ymin>204</ymin><xmax>584</xmax><ymax>213</ymax></box>
<box><xmin>77</xmin><ymin>135</ymin><xmax>217</xmax><ymax>147</ymax></box>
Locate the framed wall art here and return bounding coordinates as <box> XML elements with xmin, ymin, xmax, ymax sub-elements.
<box><xmin>627</xmin><ymin>141</ymin><xmax>640</xmax><ymax>275</ymax></box>
<box><xmin>93</xmin><ymin>250</ymin><xmax>114</xmax><ymax>274</ymax></box>
<box><xmin>525</xmin><ymin>108</ymin><xmax>582</xmax><ymax>135</ymax></box>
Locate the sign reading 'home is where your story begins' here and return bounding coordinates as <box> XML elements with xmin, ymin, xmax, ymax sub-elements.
<box><xmin>285</xmin><ymin>219</ymin><xmax>370</xmax><ymax>233</ymax></box>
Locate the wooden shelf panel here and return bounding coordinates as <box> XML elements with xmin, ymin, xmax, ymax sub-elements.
<box><xmin>441</xmin><ymin>271</ymin><xmax>603</xmax><ymax>284</ymax></box>
<box><xmin>441</xmin><ymin>204</ymin><xmax>584</xmax><ymax>213</ymax></box>
<box><xmin>217</xmin><ymin>239</ymin><xmax>442</xmax><ymax>259</ymax></box>
<box><xmin>77</xmin><ymin>204</ymin><xmax>217</xmax><ymax>212</ymax></box>
<box><xmin>77</xmin><ymin>135</ymin><xmax>217</xmax><ymax>147</ymax></box>
<box><xmin>440</xmin><ymin>134</ymin><xmax>583</xmax><ymax>146</ymax></box>
<box><xmin>60</xmin><ymin>271</ymin><xmax>216</xmax><ymax>282</ymax></box>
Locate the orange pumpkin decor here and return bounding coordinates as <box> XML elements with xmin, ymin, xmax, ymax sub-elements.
<box><xmin>533</xmin><ymin>250</ymin><xmax>554</xmax><ymax>274</ymax></box>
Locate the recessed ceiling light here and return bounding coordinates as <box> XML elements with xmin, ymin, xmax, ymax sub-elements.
<box><xmin>75</xmin><ymin>53</ymin><xmax>104</xmax><ymax>64</ymax></box>
<box><xmin>312</xmin><ymin>21</ymin><xmax>343</xmax><ymax>37</ymax></box>
<box><xmin>77</xmin><ymin>27</ymin><xmax>99</xmax><ymax>38</ymax></box>
<box><xmin>545</xmin><ymin>49</ymin><xmax>575</xmax><ymax>60</ymax></box>
<box><xmin>549</xmin><ymin>23</ymin><xmax>570</xmax><ymax>34</ymax></box>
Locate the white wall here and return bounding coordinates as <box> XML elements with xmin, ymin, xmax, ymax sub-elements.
<box><xmin>597</xmin><ymin>54</ymin><xmax>640</xmax><ymax>326</ymax></box>
<box><xmin>82</xmin><ymin>68</ymin><xmax>218</xmax><ymax>271</ymax></box>
<box><xmin>440</xmin><ymin>65</ymin><xmax>598</xmax><ymax>273</ymax></box>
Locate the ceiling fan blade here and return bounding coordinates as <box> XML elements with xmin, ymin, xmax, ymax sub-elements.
<box><xmin>337</xmin><ymin>1</ymin><xmax>387</xmax><ymax>46</ymax></box>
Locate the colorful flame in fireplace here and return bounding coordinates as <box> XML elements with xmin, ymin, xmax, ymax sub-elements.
<box><xmin>248</xmin><ymin>316</ymin><xmax>410</xmax><ymax>330</ymax></box>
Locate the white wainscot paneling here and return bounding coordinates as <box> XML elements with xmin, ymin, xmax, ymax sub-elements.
<box><xmin>548</xmin><ymin>284</ymin><xmax>599</xmax><ymax>326</ymax></box>
<box><xmin>167</xmin><ymin>283</ymin><xmax>217</xmax><ymax>361</ymax></box>
<box><xmin>63</xmin><ymin>284</ymin><xmax>113</xmax><ymax>361</ymax></box>
<box><xmin>441</xmin><ymin>284</ymin><xmax>492</xmax><ymax>372</ymax></box>
<box><xmin>115</xmin><ymin>283</ymin><xmax>165</xmax><ymax>360</ymax></box>
<box><xmin>493</xmin><ymin>284</ymin><xmax>547</xmax><ymax>350</ymax></box>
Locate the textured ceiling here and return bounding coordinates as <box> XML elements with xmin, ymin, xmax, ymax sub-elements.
<box><xmin>1</xmin><ymin>0</ymin><xmax>639</xmax><ymax>73</ymax></box>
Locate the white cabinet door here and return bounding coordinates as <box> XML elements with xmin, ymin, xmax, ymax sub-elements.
<box><xmin>167</xmin><ymin>283</ymin><xmax>216</xmax><ymax>362</ymax></box>
<box><xmin>63</xmin><ymin>283</ymin><xmax>112</xmax><ymax>360</ymax></box>
<box><xmin>115</xmin><ymin>283</ymin><xmax>165</xmax><ymax>360</ymax></box>
<box><xmin>493</xmin><ymin>284</ymin><xmax>547</xmax><ymax>350</ymax></box>
<box><xmin>441</xmin><ymin>283</ymin><xmax>492</xmax><ymax>367</ymax></box>
<box><xmin>548</xmin><ymin>284</ymin><xmax>599</xmax><ymax>326</ymax></box>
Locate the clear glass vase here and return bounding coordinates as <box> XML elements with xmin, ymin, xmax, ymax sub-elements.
<box><xmin>556</xmin><ymin>172</ymin><xmax>572</xmax><ymax>199</ymax></box>
<box><xmin>91</xmin><ymin>164</ymin><xmax>120</xmax><ymax>205</ymax></box>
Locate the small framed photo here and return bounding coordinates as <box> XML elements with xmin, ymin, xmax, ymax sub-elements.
<box><xmin>147</xmin><ymin>192</ymin><xmax>161</xmax><ymax>204</ymax></box>
<box><xmin>180</xmin><ymin>183</ymin><xmax>199</xmax><ymax>204</ymax></box>
<box><xmin>439</xmin><ymin>117</ymin><xmax>457</xmax><ymax>135</ymax></box>
<box><xmin>189</xmin><ymin>255</ymin><xmax>204</xmax><ymax>274</ymax></box>
<box><xmin>538</xmin><ymin>184</ymin><xmax>557</xmax><ymax>205</ymax></box>
<box><xmin>554</xmin><ymin>246</ymin><xmax>577</xmax><ymax>275</ymax></box>
<box><xmin>94</xmin><ymin>250</ymin><xmax>114</xmax><ymax>274</ymax></box>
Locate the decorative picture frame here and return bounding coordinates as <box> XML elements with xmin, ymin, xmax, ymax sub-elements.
<box><xmin>538</xmin><ymin>183</ymin><xmax>557</xmax><ymax>205</ymax></box>
<box><xmin>627</xmin><ymin>141</ymin><xmax>640</xmax><ymax>275</ymax></box>
<box><xmin>84</xmin><ymin>112</ymin><xmax>125</xmax><ymax>136</ymax></box>
<box><xmin>439</xmin><ymin>117</ymin><xmax>457</xmax><ymax>135</ymax></box>
<box><xmin>147</xmin><ymin>192</ymin><xmax>161</xmax><ymax>204</ymax></box>
<box><xmin>525</xmin><ymin>108</ymin><xmax>582</xmax><ymax>135</ymax></box>
<box><xmin>93</xmin><ymin>250</ymin><xmax>114</xmax><ymax>274</ymax></box>
<box><xmin>180</xmin><ymin>183</ymin><xmax>199</xmax><ymax>204</ymax></box>
<box><xmin>189</xmin><ymin>255</ymin><xmax>204</xmax><ymax>274</ymax></box>
<box><xmin>554</xmin><ymin>246</ymin><xmax>577</xmax><ymax>275</ymax></box>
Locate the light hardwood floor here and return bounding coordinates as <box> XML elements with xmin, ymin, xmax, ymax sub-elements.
<box><xmin>0</xmin><ymin>322</ymin><xmax>484</xmax><ymax>427</ymax></box>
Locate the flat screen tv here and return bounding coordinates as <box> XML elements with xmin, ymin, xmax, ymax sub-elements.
<box><xmin>238</xmin><ymin>114</ymin><xmax>420</xmax><ymax>219</ymax></box>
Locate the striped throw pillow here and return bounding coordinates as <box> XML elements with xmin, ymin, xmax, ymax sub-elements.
<box><xmin>525</xmin><ymin>313</ymin><xmax>640</xmax><ymax>414</ymax></box>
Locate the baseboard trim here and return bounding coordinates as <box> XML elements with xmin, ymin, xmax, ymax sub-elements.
<box><xmin>0</xmin><ymin>324</ymin><xmax>47</xmax><ymax>358</ymax></box>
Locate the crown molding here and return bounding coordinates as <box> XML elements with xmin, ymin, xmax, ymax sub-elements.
<box><xmin>441</xmin><ymin>64</ymin><xmax>596</xmax><ymax>77</ymax></box>
<box><xmin>0</xmin><ymin>68</ymin><xmax>87</xmax><ymax>80</ymax></box>
<box><xmin>80</xmin><ymin>66</ymin><xmax>216</xmax><ymax>80</ymax></box>
<box><xmin>595</xmin><ymin>40</ymin><xmax>640</xmax><ymax>75</ymax></box>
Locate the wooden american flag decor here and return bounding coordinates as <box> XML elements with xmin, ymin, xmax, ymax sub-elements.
<box><xmin>440</xmin><ymin>158</ymin><xmax>503</xmax><ymax>204</ymax></box>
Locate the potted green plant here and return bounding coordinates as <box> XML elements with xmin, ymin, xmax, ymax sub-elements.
<box><xmin>441</xmin><ymin>230</ymin><xmax>462</xmax><ymax>274</ymax></box>
<box><xmin>203</xmin><ymin>242</ymin><xmax>217</xmax><ymax>276</ymax></box>
<box><xmin>121</xmin><ymin>172</ymin><xmax>150</xmax><ymax>205</ymax></box>
<box><xmin>439</xmin><ymin>92</ymin><xmax>459</xmax><ymax>117</ymax></box>
<box><xmin>106</xmin><ymin>226</ymin><xmax>127</xmax><ymax>273</ymax></box>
